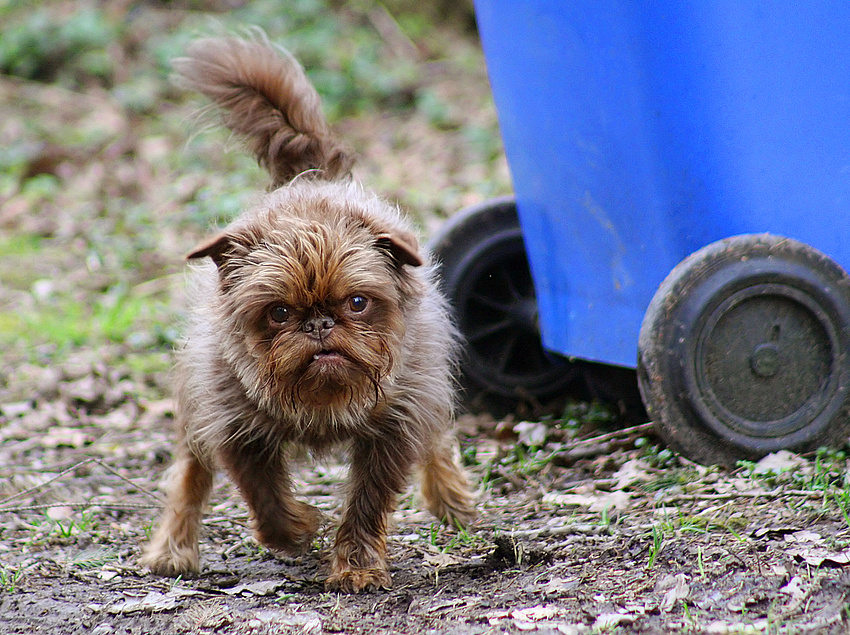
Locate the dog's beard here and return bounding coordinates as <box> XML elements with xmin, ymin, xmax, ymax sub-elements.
<box><xmin>267</xmin><ymin>327</ymin><xmax>393</xmax><ymax>412</ymax></box>
<box><xmin>223</xmin><ymin>302</ymin><xmax>402</xmax><ymax>440</ymax></box>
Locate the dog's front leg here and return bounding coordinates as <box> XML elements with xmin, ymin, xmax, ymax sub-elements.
<box><xmin>220</xmin><ymin>437</ymin><xmax>322</xmax><ymax>555</ymax></box>
<box><xmin>326</xmin><ymin>432</ymin><xmax>415</xmax><ymax>592</ymax></box>
<box><xmin>140</xmin><ymin>441</ymin><xmax>214</xmax><ymax>576</ymax></box>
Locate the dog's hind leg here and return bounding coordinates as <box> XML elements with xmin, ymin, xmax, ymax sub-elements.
<box><xmin>420</xmin><ymin>431</ymin><xmax>476</xmax><ymax>529</ymax></box>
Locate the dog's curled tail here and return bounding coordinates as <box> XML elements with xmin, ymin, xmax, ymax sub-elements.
<box><xmin>173</xmin><ymin>36</ymin><xmax>353</xmax><ymax>186</ymax></box>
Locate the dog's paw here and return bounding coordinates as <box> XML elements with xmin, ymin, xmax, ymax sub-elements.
<box><xmin>326</xmin><ymin>534</ymin><xmax>391</xmax><ymax>593</ymax></box>
<box><xmin>433</xmin><ymin>495</ymin><xmax>477</xmax><ymax>529</ymax></box>
<box><xmin>325</xmin><ymin>566</ymin><xmax>392</xmax><ymax>593</ymax></box>
<box><xmin>425</xmin><ymin>482</ymin><xmax>477</xmax><ymax>529</ymax></box>
<box><xmin>421</xmin><ymin>446</ymin><xmax>477</xmax><ymax>529</ymax></box>
<box><xmin>139</xmin><ymin>544</ymin><xmax>199</xmax><ymax>577</ymax></box>
<box><xmin>254</xmin><ymin>501</ymin><xmax>324</xmax><ymax>555</ymax></box>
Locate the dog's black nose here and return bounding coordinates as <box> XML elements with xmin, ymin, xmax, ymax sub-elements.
<box><xmin>303</xmin><ymin>316</ymin><xmax>335</xmax><ymax>339</ymax></box>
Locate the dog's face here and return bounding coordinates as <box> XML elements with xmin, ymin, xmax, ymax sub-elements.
<box><xmin>188</xmin><ymin>185</ymin><xmax>423</xmax><ymax>428</ymax></box>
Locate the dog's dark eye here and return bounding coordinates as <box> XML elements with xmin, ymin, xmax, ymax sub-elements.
<box><xmin>269</xmin><ymin>305</ymin><xmax>289</xmax><ymax>323</ymax></box>
<box><xmin>348</xmin><ymin>296</ymin><xmax>368</xmax><ymax>313</ymax></box>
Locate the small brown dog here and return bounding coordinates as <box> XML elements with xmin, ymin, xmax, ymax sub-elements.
<box><xmin>139</xmin><ymin>36</ymin><xmax>475</xmax><ymax>592</ymax></box>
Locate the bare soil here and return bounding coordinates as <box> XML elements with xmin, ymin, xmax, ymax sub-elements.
<box><xmin>2</xmin><ymin>390</ymin><xmax>850</xmax><ymax>634</ymax></box>
<box><xmin>2</xmin><ymin>3</ymin><xmax>850</xmax><ymax>634</ymax></box>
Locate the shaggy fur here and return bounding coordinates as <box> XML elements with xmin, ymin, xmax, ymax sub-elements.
<box><xmin>138</xmin><ymin>36</ymin><xmax>475</xmax><ymax>592</ymax></box>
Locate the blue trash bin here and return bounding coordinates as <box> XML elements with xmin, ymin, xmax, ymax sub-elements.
<box><xmin>436</xmin><ymin>0</ymin><xmax>850</xmax><ymax>465</ymax></box>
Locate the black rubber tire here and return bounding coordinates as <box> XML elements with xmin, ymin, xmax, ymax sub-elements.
<box><xmin>427</xmin><ymin>197</ymin><xmax>581</xmax><ymax>415</ymax></box>
<box><xmin>638</xmin><ymin>234</ymin><xmax>850</xmax><ymax>467</ymax></box>
<box><xmin>429</xmin><ymin>197</ymin><xmax>645</xmax><ymax>419</ymax></box>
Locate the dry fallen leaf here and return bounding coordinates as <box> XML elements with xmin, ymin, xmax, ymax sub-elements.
<box><xmin>593</xmin><ymin>613</ymin><xmax>635</xmax><ymax>630</ymax></box>
<box><xmin>220</xmin><ymin>580</ymin><xmax>287</xmax><ymax>596</ymax></box>
<box><xmin>542</xmin><ymin>577</ymin><xmax>579</xmax><ymax>595</ymax></box>
<box><xmin>514</xmin><ymin>421</ymin><xmax>549</xmax><ymax>447</ymax></box>
<box><xmin>779</xmin><ymin>576</ymin><xmax>806</xmax><ymax>602</ymax></box>
<box><xmin>46</xmin><ymin>505</ymin><xmax>75</xmax><ymax>521</ymax></box>
<box><xmin>786</xmin><ymin>545</ymin><xmax>850</xmax><ymax>566</ymax></box>
<box><xmin>423</xmin><ymin>551</ymin><xmax>464</xmax><ymax>568</ymax></box>
<box><xmin>543</xmin><ymin>489</ymin><xmax>631</xmax><ymax>512</ymax></box>
<box><xmin>40</xmin><ymin>428</ymin><xmax>94</xmax><ymax>449</ymax></box>
<box><xmin>511</xmin><ymin>605</ymin><xmax>561</xmax><ymax>622</ymax></box>
<box><xmin>107</xmin><ymin>588</ymin><xmax>201</xmax><ymax>614</ymax></box>
<box><xmin>658</xmin><ymin>573</ymin><xmax>690</xmax><ymax>612</ymax></box>
<box><xmin>611</xmin><ymin>459</ymin><xmax>654</xmax><ymax>490</ymax></box>
<box><xmin>753</xmin><ymin>451</ymin><xmax>808</xmax><ymax>475</ymax></box>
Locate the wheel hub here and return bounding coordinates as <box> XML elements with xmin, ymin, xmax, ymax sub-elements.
<box><xmin>749</xmin><ymin>343</ymin><xmax>780</xmax><ymax>378</ymax></box>
<box><xmin>692</xmin><ymin>284</ymin><xmax>838</xmax><ymax>439</ymax></box>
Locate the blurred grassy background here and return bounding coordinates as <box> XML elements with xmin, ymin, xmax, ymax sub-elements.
<box><xmin>0</xmin><ymin>0</ymin><xmax>510</xmax><ymax>399</ymax></box>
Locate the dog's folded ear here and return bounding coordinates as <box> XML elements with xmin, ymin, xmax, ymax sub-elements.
<box><xmin>186</xmin><ymin>232</ymin><xmax>250</xmax><ymax>268</ymax></box>
<box><xmin>188</xmin><ymin>226</ymin><xmax>422</xmax><ymax>269</ymax></box>
<box><xmin>376</xmin><ymin>230</ymin><xmax>423</xmax><ymax>268</ymax></box>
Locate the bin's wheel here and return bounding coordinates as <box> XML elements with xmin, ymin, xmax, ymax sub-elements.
<box><xmin>427</xmin><ymin>197</ymin><xmax>583</xmax><ymax>415</ymax></box>
<box><xmin>638</xmin><ymin>234</ymin><xmax>850</xmax><ymax>467</ymax></box>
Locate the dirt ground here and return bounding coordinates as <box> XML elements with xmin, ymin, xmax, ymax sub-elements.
<box><xmin>2</xmin><ymin>2</ymin><xmax>850</xmax><ymax>634</ymax></box>
<box><xmin>2</xmin><ymin>386</ymin><xmax>850</xmax><ymax>635</ymax></box>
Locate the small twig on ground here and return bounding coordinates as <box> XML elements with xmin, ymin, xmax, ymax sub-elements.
<box><xmin>367</xmin><ymin>5</ymin><xmax>422</xmax><ymax>62</ymax></box>
<box><xmin>569</xmin><ymin>421</ymin><xmax>656</xmax><ymax>447</ymax></box>
<box><xmin>0</xmin><ymin>502</ymin><xmax>160</xmax><ymax>513</ymax></box>
<box><xmin>507</xmin><ymin>523</ymin><xmax>611</xmax><ymax>540</ymax></box>
<box><xmin>656</xmin><ymin>489</ymin><xmax>829</xmax><ymax>504</ymax></box>
<box><xmin>0</xmin><ymin>456</ymin><xmax>164</xmax><ymax>513</ymax></box>
<box><xmin>0</xmin><ymin>458</ymin><xmax>96</xmax><ymax>510</ymax></box>
<box><xmin>549</xmin><ymin>422</ymin><xmax>656</xmax><ymax>464</ymax></box>
<box><xmin>89</xmin><ymin>458</ymin><xmax>163</xmax><ymax>503</ymax></box>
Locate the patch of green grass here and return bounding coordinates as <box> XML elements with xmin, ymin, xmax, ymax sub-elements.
<box><xmin>0</xmin><ymin>0</ymin><xmax>458</xmax><ymax>130</ymax></box>
<box><xmin>641</xmin><ymin>466</ymin><xmax>704</xmax><ymax>493</ymax></box>
<box><xmin>466</xmin><ymin>401</ymin><xmax>632</xmax><ymax>489</ymax></box>
<box><xmin>140</xmin><ymin>0</ymin><xmax>425</xmax><ymax>123</ymax></box>
<box><xmin>807</xmin><ymin>447</ymin><xmax>848</xmax><ymax>491</ymax></box>
<box><xmin>646</xmin><ymin>524</ymin><xmax>665</xmax><ymax>569</ymax></box>
<box><xmin>19</xmin><ymin>510</ymin><xmax>99</xmax><ymax>547</ymax></box>
<box><xmin>124</xmin><ymin>351</ymin><xmax>174</xmax><ymax>378</ymax></box>
<box><xmin>833</xmin><ymin>489</ymin><xmax>850</xmax><ymax>530</ymax></box>
<box><xmin>0</xmin><ymin>233</ymin><xmax>46</xmax><ymax>287</ymax></box>
<box><xmin>242</xmin><ymin>537</ymin><xmax>269</xmax><ymax>563</ymax></box>
<box><xmin>460</xmin><ymin>443</ymin><xmax>479</xmax><ymax>468</ymax></box>
<box><xmin>185</xmin><ymin>178</ymin><xmax>263</xmax><ymax>230</ymax></box>
<box><xmin>415</xmin><ymin>89</ymin><xmax>456</xmax><ymax>130</ymax></box>
<box><xmin>0</xmin><ymin>227</ymin><xmax>43</xmax><ymax>249</ymax></box>
<box><xmin>556</xmin><ymin>401</ymin><xmax>620</xmax><ymax>431</ymax></box>
<box><xmin>635</xmin><ymin>438</ymin><xmax>679</xmax><ymax>469</ymax></box>
<box><xmin>696</xmin><ymin>546</ymin><xmax>706</xmax><ymax>581</ymax></box>
<box><xmin>141</xmin><ymin>520</ymin><xmax>155</xmax><ymax>543</ymax></box>
<box><xmin>665</xmin><ymin>515</ymin><xmax>705</xmax><ymax>536</ymax></box>
<box><xmin>0</xmin><ymin>564</ymin><xmax>24</xmax><ymax>594</ymax></box>
<box><xmin>0</xmin><ymin>6</ymin><xmax>121</xmax><ymax>86</ymax></box>
<box><xmin>738</xmin><ymin>447</ymin><xmax>850</xmax><ymax>524</ymax></box>
<box><xmin>598</xmin><ymin>503</ymin><xmax>612</xmax><ymax>528</ymax></box>
<box><xmin>4</xmin><ymin>294</ymin><xmax>133</xmax><ymax>348</ymax></box>
<box><xmin>0</xmin><ymin>282</ymin><xmax>177</xmax><ymax>358</ymax></box>
<box><xmin>49</xmin><ymin>511</ymin><xmax>97</xmax><ymax>540</ymax></box>
<box><xmin>682</xmin><ymin>601</ymin><xmax>697</xmax><ymax>631</ymax></box>
<box><xmin>499</xmin><ymin>443</ymin><xmax>553</xmax><ymax>477</ymax></box>
<box><xmin>426</xmin><ymin>522</ymin><xmax>484</xmax><ymax>554</ymax></box>
<box><xmin>67</xmin><ymin>547</ymin><xmax>119</xmax><ymax>570</ymax></box>
<box><xmin>646</xmin><ymin>507</ymin><xmax>746</xmax><ymax>560</ymax></box>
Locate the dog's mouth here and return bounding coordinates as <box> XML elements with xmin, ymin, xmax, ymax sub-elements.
<box><xmin>310</xmin><ymin>349</ymin><xmax>346</xmax><ymax>364</ymax></box>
